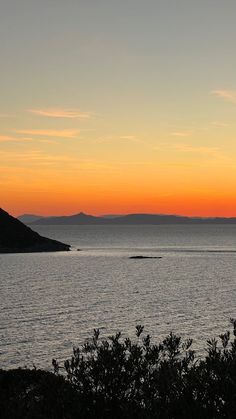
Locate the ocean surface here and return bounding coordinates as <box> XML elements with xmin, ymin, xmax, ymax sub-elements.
<box><xmin>1</xmin><ymin>224</ymin><xmax>236</xmax><ymax>369</ymax></box>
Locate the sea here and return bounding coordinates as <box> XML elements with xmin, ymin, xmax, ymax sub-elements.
<box><xmin>1</xmin><ymin>224</ymin><xmax>236</xmax><ymax>369</ymax></box>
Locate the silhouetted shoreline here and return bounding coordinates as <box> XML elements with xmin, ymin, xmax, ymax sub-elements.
<box><xmin>0</xmin><ymin>208</ymin><xmax>70</xmax><ymax>253</ymax></box>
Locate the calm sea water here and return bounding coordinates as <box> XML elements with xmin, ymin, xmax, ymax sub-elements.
<box><xmin>1</xmin><ymin>224</ymin><xmax>236</xmax><ymax>369</ymax></box>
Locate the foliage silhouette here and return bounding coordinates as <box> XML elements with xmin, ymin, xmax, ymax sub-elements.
<box><xmin>2</xmin><ymin>322</ymin><xmax>236</xmax><ymax>418</ymax></box>
<box><xmin>52</xmin><ymin>320</ymin><xmax>236</xmax><ymax>418</ymax></box>
<box><xmin>0</xmin><ymin>368</ymin><xmax>81</xmax><ymax>419</ymax></box>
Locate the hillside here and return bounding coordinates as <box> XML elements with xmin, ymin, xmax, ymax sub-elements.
<box><xmin>0</xmin><ymin>208</ymin><xmax>70</xmax><ymax>253</ymax></box>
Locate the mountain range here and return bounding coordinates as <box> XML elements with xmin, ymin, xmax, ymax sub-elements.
<box><xmin>18</xmin><ymin>212</ymin><xmax>236</xmax><ymax>225</ymax></box>
<box><xmin>18</xmin><ymin>214</ymin><xmax>45</xmax><ymax>224</ymax></box>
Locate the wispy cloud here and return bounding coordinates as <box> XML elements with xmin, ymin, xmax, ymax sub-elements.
<box><xmin>211</xmin><ymin>89</ymin><xmax>236</xmax><ymax>104</ymax></box>
<box><xmin>16</xmin><ymin>129</ymin><xmax>79</xmax><ymax>138</ymax></box>
<box><xmin>119</xmin><ymin>135</ymin><xmax>136</xmax><ymax>140</ymax></box>
<box><xmin>0</xmin><ymin>134</ymin><xmax>58</xmax><ymax>144</ymax></box>
<box><xmin>36</xmin><ymin>139</ymin><xmax>59</xmax><ymax>144</ymax></box>
<box><xmin>153</xmin><ymin>142</ymin><xmax>220</xmax><ymax>156</ymax></box>
<box><xmin>0</xmin><ymin>149</ymin><xmax>116</xmax><ymax>171</ymax></box>
<box><xmin>28</xmin><ymin>108</ymin><xmax>91</xmax><ymax>119</ymax></box>
<box><xmin>173</xmin><ymin>143</ymin><xmax>220</xmax><ymax>155</ymax></box>
<box><xmin>94</xmin><ymin>135</ymin><xmax>145</xmax><ymax>144</ymax></box>
<box><xmin>0</xmin><ymin>149</ymin><xmax>78</xmax><ymax>164</ymax></box>
<box><xmin>0</xmin><ymin>135</ymin><xmax>33</xmax><ymax>142</ymax></box>
<box><xmin>170</xmin><ymin>131</ymin><xmax>192</xmax><ymax>137</ymax></box>
<box><xmin>211</xmin><ymin>121</ymin><xmax>228</xmax><ymax>127</ymax></box>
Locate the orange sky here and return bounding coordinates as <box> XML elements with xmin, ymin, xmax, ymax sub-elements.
<box><xmin>1</xmin><ymin>120</ymin><xmax>236</xmax><ymax>217</ymax></box>
<box><xmin>1</xmin><ymin>2</ymin><xmax>236</xmax><ymax>217</ymax></box>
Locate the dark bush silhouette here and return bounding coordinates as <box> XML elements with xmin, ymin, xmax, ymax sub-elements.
<box><xmin>52</xmin><ymin>320</ymin><xmax>236</xmax><ymax>418</ymax></box>
<box><xmin>2</xmin><ymin>321</ymin><xmax>236</xmax><ymax>418</ymax></box>
<box><xmin>0</xmin><ymin>368</ymin><xmax>82</xmax><ymax>419</ymax></box>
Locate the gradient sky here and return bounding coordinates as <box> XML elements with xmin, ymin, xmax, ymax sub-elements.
<box><xmin>1</xmin><ymin>0</ymin><xmax>236</xmax><ymax>216</ymax></box>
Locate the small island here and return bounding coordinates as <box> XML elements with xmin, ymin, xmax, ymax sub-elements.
<box><xmin>0</xmin><ymin>208</ymin><xmax>70</xmax><ymax>253</ymax></box>
<box><xmin>129</xmin><ymin>255</ymin><xmax>162</xmax><ymax>259</ymax></box>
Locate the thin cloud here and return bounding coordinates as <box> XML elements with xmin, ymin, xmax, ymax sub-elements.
<box><xmin>0</xmin><ymin>134</ymin><xmax>59</xmax><ymax>144</ymax></box>
<box><xmin>211</xmin><ymin>121</ymin><xmax>228</xmax><ymax>127</ymax></box>
<box><xmin>16</xmin><ymin>129</ymin><xmax>79</xmax><ymax>138</ymax></box>
<box><xmin>211</xmin><ymin>89</ymin><xmax>236</xmax><ymax>104</ymax></box>
<box><xmin>173</xmin><ymin>143</ymin><xmax>220</xmax><ymax>154</ymax></box>
<box><xmin>0</xmin><ymin>135</ymin><xmax>33</xmax><ymax>142</ymax></box>
<box><xmin>119</xmin><ymin>135</ymin><xmax>136</xmax><ymax>140</ymax></box>
<box><xmin>28</xmin><ymin>108</ymin><xmax>91</xmax><ymax>119</ymax></box>
<box><xmin>94</xmin><ymin>135</ymin><xmax>145</xmax><ymax>144</ymax></box>
<box><xmin>0</xmin><ymin>149</ymin><xmax>116</xmax><ymax>171</ymax></box>
<box><xmin>37</xmin><ymin>139</ymin><xmax>59</xmax><ymax>144</ymax></box>
<box><xmin>0</xmin><ymin>149</ymin><xmax>78</xmax><ymax>163</ymax></box>
<box><xmin>20</xmin><ymin>137</ymin><xmax>59</xmax><ymax>144</ymax></box>
<box><xmin>170</xmin><ymin>132</ymin><xmax>192</xmax><ymax>137</ymax></box>
<box><xmin>153</xmin><ymin>142</ymin><xmax>220</xmax><ymax>156</ymax></box>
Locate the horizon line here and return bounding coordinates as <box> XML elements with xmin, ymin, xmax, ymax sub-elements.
<box><xmin>16</xmin><ymin>211</ymin><xmax>236</xmax><ymax>220</ymax></box>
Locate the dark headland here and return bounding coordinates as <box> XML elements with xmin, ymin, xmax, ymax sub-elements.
<box><xmin>0</xmin><ymin>208</ymin><xmax>70</xmax><ymax>253</ymax></box>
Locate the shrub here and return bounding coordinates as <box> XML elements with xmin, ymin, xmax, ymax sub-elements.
<box><xmin>2</xmin><ymin>321</ymin><xmax>236</xmax><ymax>418</ymax></box>
<box><xmin>52</xmin><ymin>320</ymin><xmax>236</xmax><ymax>418</ymax></box>
<box><xmin>0</xmin><ymin>368</ymin><xmax>81</xmax><ymax>419</ymax></box>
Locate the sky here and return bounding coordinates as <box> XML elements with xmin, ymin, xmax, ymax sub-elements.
<box><xmin>1</xmin><ymin>0</ymin><xmax>236</xmax><ymax>217</ymax></box>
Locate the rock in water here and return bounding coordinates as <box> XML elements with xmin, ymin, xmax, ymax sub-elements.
<box><xmin>0</xmin><ymin>208</ymin><xmax>70</xmax><ymax>253</ymax></box>
<box><xmin>129</xmin><ymin>255</ymin><xmax>162</xmax><ymax>259</ymax></box>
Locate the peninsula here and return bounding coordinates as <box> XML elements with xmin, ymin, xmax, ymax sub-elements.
<box><xmin>0</xmin><ymin>208</ymin><xmax>70</xmax><ymax>253</ymax></box>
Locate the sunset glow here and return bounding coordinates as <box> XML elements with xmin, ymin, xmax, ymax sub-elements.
<box><xmin>1</xmin><ymin>1</ymin><xmax>236</xmax><ymax>217</ymax></box>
